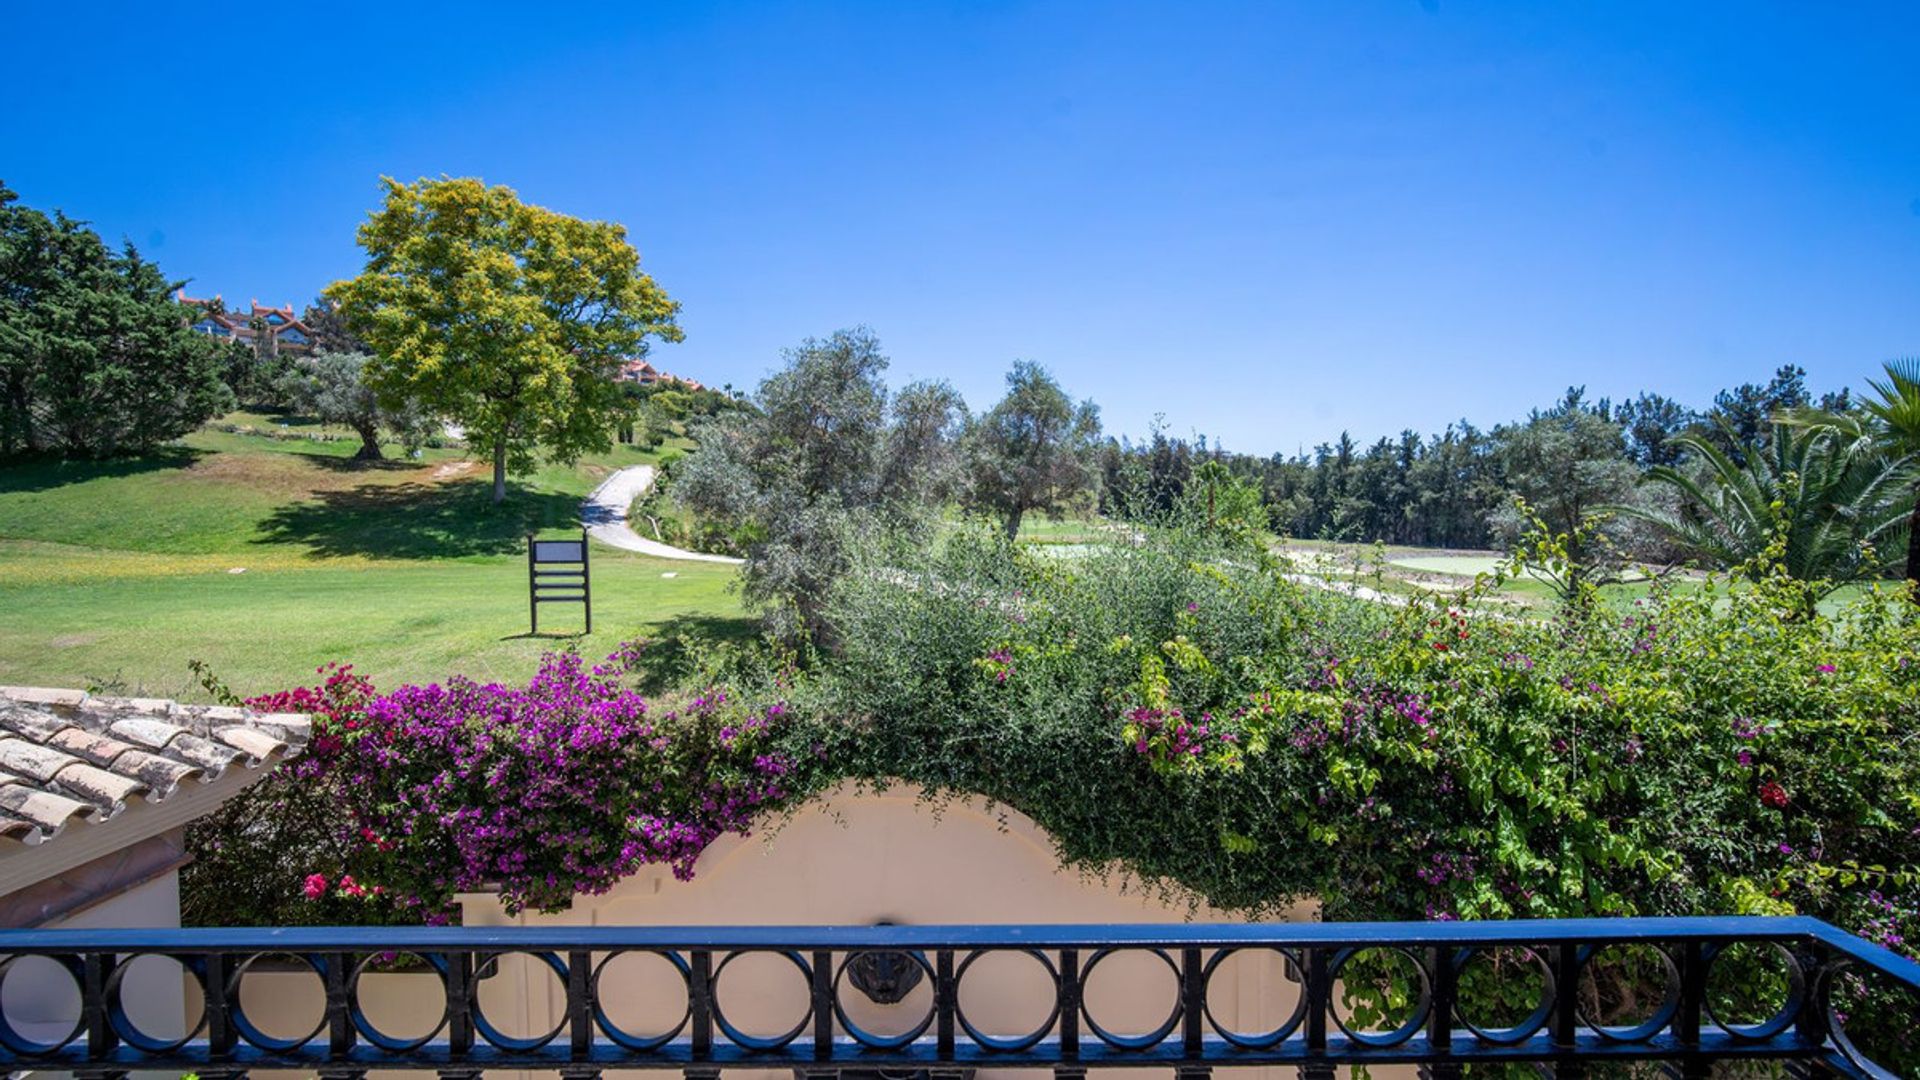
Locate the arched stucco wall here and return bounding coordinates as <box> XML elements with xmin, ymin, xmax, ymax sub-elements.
<box><xmin>474</xmin><ymin>780</ymin><xmax>1303</xmax><ymax>926</ymax></box>
<box><xmin>242</xmin><ymin>782</ymin><xmax>1358</xmax><ymax>1078</ymax></box>
<box><xmin>466</xmin><ymin>782</ymin><xmax>1316</xmax><ymax>1079</ymax></box>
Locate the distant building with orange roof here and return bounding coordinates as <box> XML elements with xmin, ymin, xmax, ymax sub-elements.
<box><xmin>616</xmin><ymin>357</ymin><xmax>702</xmax><ymax>391</ymax></box>
<box><xmin>179</xmin><ymin>291</ymin><xmax>315</xmax><ymax>356</ymax></box>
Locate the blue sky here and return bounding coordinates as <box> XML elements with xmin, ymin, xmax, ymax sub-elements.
<box><xmin>4</xmin><ymin>2</ymin><xmax>1917</xmax><ymax>455</ymax></box>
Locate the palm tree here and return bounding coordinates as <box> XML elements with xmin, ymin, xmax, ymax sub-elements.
<box><xmin>1854</xmin><ymin>359</ymin><xmax>1920</xmax><ymax>589</ymax></box>
<box><xmin>1783</xmin><ymin>359</ymin><xmax>1920</xmax><ymax>597</ymax></box>
<box><xmin>1615</xmin><ymin>422</ymin><xmax>1912</xmax><ymax>599</ymax></box>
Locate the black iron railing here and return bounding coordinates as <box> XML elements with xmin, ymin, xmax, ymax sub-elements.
<box><xmin>0</xmin><ymin>916</ymin><xmax>1914</xmax><ymax>1077</ymax></box>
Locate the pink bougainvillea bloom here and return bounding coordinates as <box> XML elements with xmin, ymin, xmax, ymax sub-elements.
<box><xmin>302</xmin><ymin>873</ymin><xmax>328</xmax><ymax>900</ymax></box>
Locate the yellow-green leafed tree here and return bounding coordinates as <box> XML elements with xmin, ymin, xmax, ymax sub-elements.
<box><xmin>327</xmin><ymin>177</ymin><xmax>682</xmax><ymax>503</ymax></box>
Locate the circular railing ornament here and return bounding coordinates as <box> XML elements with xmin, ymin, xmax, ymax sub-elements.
<box><xmin>1328</xmin><ymin>947</ymin><xmax>1432</xmax><ymax>1049</ymax></box>
<box><xmin>1079</xmin><ymin>947</ymin><xmax>1184</xmax><ymax>1051</ymax></box>
<box><xmin>1822</xmin><ymin>959</ymin><xmax>1904</xmax><ymax>1080</ymax></box>
<box><xmin>0</xmin><ymin>953</ymin><xmax>86</xmax><ymax>1058</ymax></box>
<box><xmin>1576</xmin><ymin>943</ymin><xmax>1681</xmax><ymax>1044</ymax></box>
<box><xmin>347</xmin><ymin>951</ymin><xmax>450</xmax><ymax>1053</ymax></box>
<box><xmin>105</xmin><ymin>952</ymin><xmax>209</xmax><ymax>1054</ymax></box>
<box><xmin>1452</xmin><ymin>946</ymin><xmax>1555</xmax><ymax>1046</ymax></box>
<box><xmin>227</xmin><ymin>951</ymin><xmax>331</xmax><ymax>1053</ymax></box>
<box><xmin>1200</xmin><ymin>946</ymin><xmax>1308</xmax><ymax>1049</ymax></box>
<box><xmin>954</xmin><ymin>948</ymin><xmax>1060</xmax><ymax>1052</ymax></box>
<box><xmin>591</xmin><ymin>949</ymin><xmax>692</xmax><ymax>1051</ymax></box>
<box><xmin>710</xmin><ymin>949</ymin><xmax>815</xmax><ymax>1051</ymax></box>
<box><xmin>1702</xmin><ymin>941</ymin><xmax>1805</xmax><ymax>1043</ymax></box>
<box><xmin>469</xmin><ymin>950</ymin><xmax>569</xmax><ymax>1052</ymax></box>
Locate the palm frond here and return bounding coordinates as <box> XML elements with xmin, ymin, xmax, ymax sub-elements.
<box><xmin>1861</xmin><ymin>357</ymin><xmax>1920</xmax><ymax>449</ymax></box>
<box><xmin>1626</xmin><ymin>420</ymin><xmax>1911</xmax><ymax>584</ymax></box>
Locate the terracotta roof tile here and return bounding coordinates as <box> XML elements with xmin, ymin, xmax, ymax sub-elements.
<box><xmin>0</xmin><ymin>707</ymin><xmax>68</xmax><ymax>743</ymax></box>
<box><xmin>0</xmin><ymin>738</ymin><xmax>83</xmax><ymax>784</ymax></box>
<box><xmin>52</xmin><ymin>762</ymin><xmax>144</xmax><ymax>808</ymax></box>
<box><xmin>0</xmin><ymin>688</ymin><xmax>85</xmax><ymax>709</ymax></box>
<box><xmin>0</xmin><ymin>812</ymin><xmax>37</xmax><ymax>842</ymax></box>
<box><xmin>0</xmin><ymin>785</ymin><xmax>99</xmax><ymax>833</ymax></box>
<box><xmin>213</xmin><ymin>726</ymin><xmax>285</xmax><ymax>760</ymax></box>
<box><xmin>103</xmin><ymin>749</ymin><xmax>200</xmax><ymax>796</ymax></box>
<box><xmin>0</xmin><ymin>687</ymin><xmax>309</xmax><ymax>846</ymax></box>
<box><xmin>165</xmin><ymin>732</ymin><xmax>250</xmax><ymax>774</ymax></box>
<box><xmin>104</xmin><ymin>716</ymin><xmax>188</xmax><ymax>751</ymax></box>
<box><xmin>46</xmin><ymin>727</ymin><xmax>140</xmax><ymax>768</ymax></box>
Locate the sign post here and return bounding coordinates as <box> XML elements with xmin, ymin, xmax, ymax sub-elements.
<box><xmin>527</xmin><ymin>530</ymin><xmax>591</xmax><ymax>634</ymax></box>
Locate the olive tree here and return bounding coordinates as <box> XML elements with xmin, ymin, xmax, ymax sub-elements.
<box><xmin>962</xmin><ymin>361</ymin><xmax>1102</xmax><ymax>539</ymax></box>
<box><xmin>674</xmin><ymin>328</ymin><xmax>965</xmax><ymax>642</ymax></box>
<box><xmin>277</xmin><ymin>350</ymin><xmax>433</xmax><ymax>460</ymax></box>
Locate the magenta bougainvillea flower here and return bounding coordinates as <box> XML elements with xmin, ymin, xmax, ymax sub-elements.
<box><xmin>266</xmin><ymin>647</ymin><xmax>795</xmax><ymax>916</ymax></box>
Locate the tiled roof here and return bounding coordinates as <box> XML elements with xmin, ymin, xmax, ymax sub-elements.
<box><xmin>0</xmin><ymin>687</ymin><xmax>309</xmax><ymax>846</ymax></box>
<box><xmin>177</xmin><ymin>291</ymin><xmax>312</xmax><ymax>337</ymax></box>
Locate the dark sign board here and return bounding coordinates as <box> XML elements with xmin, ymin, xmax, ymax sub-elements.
<box><xmin>532</xmin><ymin>540</ymin><xmax>586</xmax><ymax>564</ymax></box>
<box><xmin>527</xmin><ymin>530</ymin><xmax>591</xmax><ymax>634</ymax></box>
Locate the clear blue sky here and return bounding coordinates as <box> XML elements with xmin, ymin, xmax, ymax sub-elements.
<box><xmin>5</xmin><ymin>2</ymin><xmax>1916</xmax><ymax>456</ymax></box>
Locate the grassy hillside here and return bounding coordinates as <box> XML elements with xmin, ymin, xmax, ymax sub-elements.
<box><xmin>0</xmin><ymin>416</ymin><xmax>740</xmax><ymax>699</ymax></box>
<box><xmin>2</xmin><ymin>416</ymin><xmax>690</xmax><ymax>557</ymax></box>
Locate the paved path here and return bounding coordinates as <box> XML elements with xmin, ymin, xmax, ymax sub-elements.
<box><xmin>581</xmin><ymin>466</ymin><xmax>743</xmax><ymax>564</ymax></box>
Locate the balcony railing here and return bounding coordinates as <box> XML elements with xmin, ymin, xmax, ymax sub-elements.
<box><xmin>0</xmin><ymin>916</ymin><xmax>1914</xmax><ymax>1077</ymax></box>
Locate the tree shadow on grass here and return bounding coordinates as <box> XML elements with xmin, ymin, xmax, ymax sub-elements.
<box><xmin>253</xmin><ymin>478</ymin><xmax>583</xmax><ymax>559</ymax></box>
<box><xmin>616</xmin><ymin>613</ymin><xmax>764</xmax><ymax>694</ymax></box>
<box><xmin>0</xmin><ymin>447</ymin><xmax>205</xmax><ymax>495</ymax></box>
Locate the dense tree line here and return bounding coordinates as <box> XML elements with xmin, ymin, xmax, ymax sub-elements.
<box><xmin>1099</xmin><ymin>366</ymin><xmax>1866</xmax><ymax>552</ymax></box>
<box><xmin>681</xmin><ymin>333</ymin><xmax>1917</xmax><ymax>640</ymax></box>
<box><xmin>0</xmin><ymin>183</ymin><xmax>234</xmax><ymax>457</ymax></box>
<box><xmin>7</xmin><ymin>176</ymin><xmax>1910</xmax><ymax>607</ymax></box>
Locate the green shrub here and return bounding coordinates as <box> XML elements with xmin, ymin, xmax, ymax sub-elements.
<box><xmin>787</xmin><ymin>521</ymin><xmax>1920</xmax><ymax>1065</ymax></box>
<box><xmin>798</xmin><ymin>522</ymin><xmax>1920</xmax><ymax>936</ymax></box>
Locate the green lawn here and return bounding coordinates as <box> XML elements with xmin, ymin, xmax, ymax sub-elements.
<box><xmin>0</xmin><ymin>418</ymin><xmax>743</xmax><ymax>699</ymax></box>
<box><xmin>0</xmin><ymin>419</ymin><xmax>679</xmax><ymax>558</ymax></box>
<box><xmin>0</xmin><ymin>540</ymin><xmax>744</xmax><ymax>699</ymax></box>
